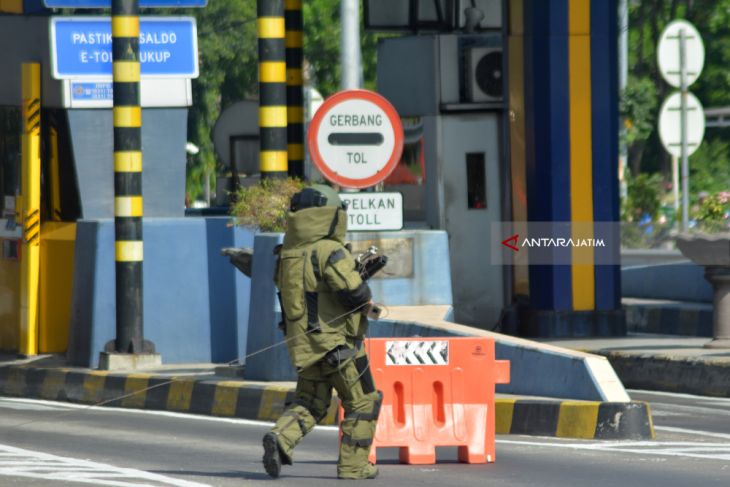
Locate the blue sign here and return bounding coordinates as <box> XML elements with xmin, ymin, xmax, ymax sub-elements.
<box><xmin>44</xmin><ymin>1</ymin><xmax>207</xmax><ymax>7</ymax></box>
<box><xmin>51</xmin><ymin>17</ymin><xmax>199</xmax><ymax>79</ymax></box>
<box><xmin>71</xmin><ymin>82</ymin><xmax>113</xmax><ymax>101</ymax></box>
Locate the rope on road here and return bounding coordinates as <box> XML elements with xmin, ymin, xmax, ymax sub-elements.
<box><xmin>6</xmin><ymin>301</ymin><xmax>380</xmax><ymax>431</ymax></box>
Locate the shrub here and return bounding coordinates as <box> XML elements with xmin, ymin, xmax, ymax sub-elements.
<box><xmin>622</xmin><ymin>172</ymin><xmax>663</xmax><ymax>223</ymax></box>
<box><xmin>695</xmin><ymin>191</ymin><xmax>730</xmax><ymax>233</ymax></box>
<box><xmin>230</xmin><ymin>178</ymin><xmax>305</xmax><ymax>232</ymax></box>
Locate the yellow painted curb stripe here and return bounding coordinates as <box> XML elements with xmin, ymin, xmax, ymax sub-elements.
<box><xmin>122</xmin><ymin>374</ymin><xmax>151</xmax><ymax>409</ymax></box>
<box><xmin>112</xmin><ymin>16</ymin><xmax>140</xmax><ymax>37</ymax></box>
<box><xmin>40</xmin><ymin>370</ymin><xmax>68</xmax><ymax>400</ymax></box>
<box><xmin>260</xmin><ymin>151</ymin><xmax>288</xmax><ymax>172</ymax></box>
<box><xmin>322</xmin><ymin>396</ymin><xmax>340</xmax><ymax>425</ymax></box>
<box><xmin>495</xmin><ymin>399</ymin><xmax>516</xmax><ymax>434</ymax></box>
<box><xmin>257</xmin><ymin>17</ymin><xmax>285</xmax><ymax>39</ymax></box>
<box><xmin>287</xmin><ymin>143</ymin><xmax>304</xmax><ymax>160</ymax></box>
<box><xmin>259</xmin><ymin>385</ymin><xmax>290</xmax><ymax>421</ymax></box>
<box><xmin>285</xmin><ymin>31</ymin><xmax>303</xmax><ymax>48</ymax></box>
<box><xmin>645</xmin><ymin>402</ymin><xmax>656</xmax><ymax>439</ymax></box>
<box><xmin>113</xmin><ymin>61</ymin><xmax>140</xmax><ymax>83</ymax></box>
<box><xmin>114</xmin><ymin>151</ymin><xmax>142</xmax><ymax>172</ymax></box>
<box><xmin>287</xmin><ymin>106</ymin><xmax>304</xmax><ymax>123</ymax></box>
<box><xmin>556</xmin><ymin>401</ymin><xmax>600</xmax><ymax>439</ymax></box>
<box><xmin>212</xmin><ymin>381</ymin><xmax>245</xmax><ymax>417</ymax></box>
<box><xmin>114</xmin><ymin>196</ymin><xmax>143</xmax><ymax>217</ymax></box>
<box><xmin>286</xmin><ymin>68</ymin><xmax>303</xmax><ymax>85</ymax></box>
<box><xmin>259</xmin><ymin>61</ymin><xmax>287</xmax><ymax>83</ymax></box>
<box><xmin>167</xmin><ymin>379</ymin><xmax>194</xmax><ymax>412</ymax></box>
<box><xmin>259</xmin><ymin>106</ymin><xmax>288</xmax><ymax>127</ymax></box>
<box><xmin>81</xmin><ymin>372</ymin><xmax>108</xmax><ymax>403</ymax></box>
<box><xmin>116</xmin><ymin>241</ymin><xmax>144</xmax><ymax>262</ymax></box>
<box><xmin>113</xmin><ymin>106</ymin><xmax>141</xmax><ymax>128</ymax></box>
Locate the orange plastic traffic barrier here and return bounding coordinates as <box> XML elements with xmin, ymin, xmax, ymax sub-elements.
<box><xmin>340</xmin><ymin>337</ymin><xmax>510</xmax><ymax>465</ymax></box>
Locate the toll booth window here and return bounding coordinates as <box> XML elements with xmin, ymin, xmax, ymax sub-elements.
<box><xmin>0</xmin><ymin>107</ymin><xmax>21</xmax><ymax>217</ymax></box>
<box><xmin>383</xmin><ymin>117</ymin><xmax>426</xmax><ymax>221</ymax></box>
<box><xmin>466</xmin><ymin>152</ymin><xmax>486</xmax><ymax>209</ymax></box>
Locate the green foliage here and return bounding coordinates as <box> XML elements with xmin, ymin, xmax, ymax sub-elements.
<box><xmin>626</xmin><ymin>0</ymin><xmax>730</xmax><ymax>184</ymax></box>
<box><xmin>230</xmin><ymin>178</ymin><xmax>305</xmax><ymax>232</ymax></box>
<box><xmin>689</xmin><ymin>138</ymin><xmax>730</xmax><ymax>198</ymax></box>
<box><xmin>303</xmin><ymin>0</ymin><xmax>383</xmax><ymax>96</ymax></box>
<box><xmin>695</xmin><ymin>191</ymin><xmax>730</xmax><ymax>232</ymax></box>
<box><xmin>622</xmin><ymin>172</ymin><xmax>664</xmax><ymax>222</ymax></box>
<box><xmin>620</xmin><ymin>76</ymin><xmax>658</xmax><ymax>146</ymax></box>
<box><xmin>182</xmin><ymin>1</ymin><xmax>384</xmax><ymax>200</ymax></box>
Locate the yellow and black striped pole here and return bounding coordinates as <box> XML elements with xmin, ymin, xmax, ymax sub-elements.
<box><xmin>285</xmin><ymin>0</ymin><xmax>304</xmax><ymax>178</ymax></box>
<box><xmin>111</xmin><ymin>0</ymin><xmax>147</xmax><ymax>354</ymax></box>
<box><xmin>19</xmin><ymin>62</ymin><xmax>41</xmax><ymax>357</ymax></box>
<box><xmin>258</xmin><ymin>0</ymin><xmax>288</xmax><ymax>179</ymax></box>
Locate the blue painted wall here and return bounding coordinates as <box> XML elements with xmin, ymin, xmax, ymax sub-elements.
<box><xmin>67</xmin><ymin>217</ymin><xmax>254</xmax><ymax>367</ymax></box>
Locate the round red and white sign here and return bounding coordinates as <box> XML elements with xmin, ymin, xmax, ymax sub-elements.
<box><xmin>308</xmin><ymin>89</ymin><xmax>404</xmax><ymax>189</ymax></box>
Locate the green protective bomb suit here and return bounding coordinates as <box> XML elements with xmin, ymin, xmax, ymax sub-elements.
<box><xmin>264</xmin><ymin>185</ymin><xmax>381</xmax><ymax>480</ymax></box>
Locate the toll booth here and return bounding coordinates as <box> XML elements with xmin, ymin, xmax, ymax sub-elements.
<box><xmin>368</xmin><ymin>0</ymin><xmax>624</xmax><ymax>336</ymax></box>
<box><xmin>375</xmin><ymin>20</ymin><xmax>507</xmax><ymax>328</ymax></box>
<box><xmin>0</xmin><ymin>10</ymin><xmax>251</xmax><ymax>363</ymax></box>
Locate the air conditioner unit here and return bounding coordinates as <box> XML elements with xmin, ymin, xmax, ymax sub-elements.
<box><xmin>465</xmin><ymin>47</ymin><xmax>503</xmax><ymax>103</ymax></box>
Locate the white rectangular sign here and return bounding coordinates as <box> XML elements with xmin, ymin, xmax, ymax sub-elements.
<box><xmin>385</xmin><ymin>340</ymin><xmax>449</xmax><ymax>366</ymax></box>
<box><xmin>339</xmin><ymin>192</ymin><xmax>403</xmax><ymax>231</ymax></box>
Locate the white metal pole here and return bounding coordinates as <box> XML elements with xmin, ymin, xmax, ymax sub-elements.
<box><xmin>679</xmin><ymin>28</ymin><xmax>690</xmax><ymax>231</ymax></box>
<box><xmin>672</xmin><ymin>154</ymin><xmax>680</xmax><ymax>213</ymax></box>
<box><xmin>340</xmin><ymin>0</ymin><xmax>362</xmax><ymax>90</ymax></box>
<box><xmin>619</xmin><ymin>0</ymin><xmax>629</xmax><ymax>198</ymax></box>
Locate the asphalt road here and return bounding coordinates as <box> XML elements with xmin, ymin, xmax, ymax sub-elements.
<box><xmin>0</xmin><ymin>391</ymin><xmax>729</xmax><ymax>486</ymax></box>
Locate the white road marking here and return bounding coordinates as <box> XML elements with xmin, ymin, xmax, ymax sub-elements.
<box><xmin>0</xmin><ymin>443</ymin><xmax>210</xmax><ymax>487</ymax></box>
<box><xmin>649</xmin><ymin>402</ymin><xmax>730</xmax><ymax>417</ymax></box>
<box><xmin>655</xmin><ymin>426</ymin><xmax>730</xmax><ymax>440</ymax></box>
<box><xmin>498</xmin><ymin>439</ymin><xmax>730</xmax><ymax>462</ymax></box>
<box><xmin>630</xmin><ymin>389</ymin><xmax>730</xmax><ymax>403</ymax></box>
<box><xmin>0</xmin><ymin>397</ymin><xmax>341</xmax><ymax>432</ymax></box>
<box><xmin>0</xmin><ymin>401</ymin><xmax>64</xmax><ymax>412</ymax></box>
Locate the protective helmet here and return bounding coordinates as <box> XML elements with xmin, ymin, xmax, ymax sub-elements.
<box><xmin>289</xmin><ymin>184</ymin><xmax>344</xmax><ymax>212</ymax></box>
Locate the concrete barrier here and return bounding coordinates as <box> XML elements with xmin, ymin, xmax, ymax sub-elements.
<box><xmin>622</xmin><ymin>262</ymin><xmax>712</xmax><ymax>303</ymax></box>
<box><xmin>374</xmin><ymin>306</ymin><xmax>630</xmax><ymax>402</ymax></box>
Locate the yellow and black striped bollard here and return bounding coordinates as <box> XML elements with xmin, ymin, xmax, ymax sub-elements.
<box><xmin>111</xmin><ymin>0</ymin><xmax>147</xmax><ymax>354</ymax></box>
<box><xmin>285</xmin><ymin>0</ymin><xmax>304</xmax><ymax>178</ymax></box>
<box><xmin>258</xmin><ymin>0</ymin><xmax>288</xmax><ymax>179</ymax></box>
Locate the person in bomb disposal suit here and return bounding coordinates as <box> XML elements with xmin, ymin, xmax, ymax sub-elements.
<box><xmin>262</xmin><ymin>185</ymin><xmax>381</xmax><ymax>480</ymax></box>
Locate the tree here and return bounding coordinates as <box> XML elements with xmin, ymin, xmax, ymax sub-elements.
<box><xmin>185</xmin><ymin>1</ymin><xmax>258</xmax><ymax>201</ymax></box>
<box><xmin>626</xmin><ymin>0</ymin><xmax>730</xmax><ymax>187</ymax></box>
<box><xmin>183</xmin><ymin>0</ymin><xmax>382</xmax><ymax>200</ymax></box>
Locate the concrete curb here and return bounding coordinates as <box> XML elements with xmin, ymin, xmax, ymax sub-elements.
<box><xmin>496</xmin><ymin>399</ymin><xmax>654</xmax><ymax>440</ymax></box>
<box><xmin>0</xmin><ymin>365</ymin><xmax>654</xmax><ymax>440</ymax></box>
<box><xmin>623</xmin><ymin>299</ymin><xmax>713</xmax><ymax>337</ymax></box>
<box><xmin>603</xmin><ymin>352</ymin><xmax>730</xmax><ymax>398</ymax></box>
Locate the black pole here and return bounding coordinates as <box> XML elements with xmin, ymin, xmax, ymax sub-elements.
<box><xmin>258</xmin><ymin>0</ymin><xmax>289</xmax><ymax>179</ymax></box>
<box><xmin>111</xmin><ymin>0</ymin><xmax>148</xmax><ymax>354</ymax></box>
<box><xmin>285</xmin><ymin>0</ymin><xmax>304</xmax><ymax>178</ymax></box>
